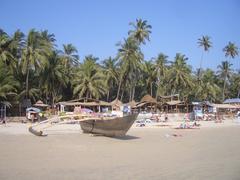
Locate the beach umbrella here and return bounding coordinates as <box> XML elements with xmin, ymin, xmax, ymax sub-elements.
<box><xmin>26</xmin><ymin>107</ymin><xmax>41</xmax><ymax>113</ymax></box>
<box><xmin>33</xmin><ymin>100</ymin><xmax>49</xmax><ymax>107</ymax></box>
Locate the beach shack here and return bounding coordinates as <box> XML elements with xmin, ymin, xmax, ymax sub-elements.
<box><xmin>162</xmin><ymin>100</ymin><xmax>187</xmax><ymax>113</ymax></box>
<box><xmin>135</xmin><ymin>94</ymin><xmax>158</xmax><ymax>112</ymax></box>
<box><xmin>223</xmin><ymin>98</ymin><xmax>240</xmax><ymax>105</ymax></box>
<box><xmin>212</xmin><ymin>103</ymin><xmax>239</xmax><ymax>119</ymax></box>
<box><xmin>58</xmin><ymin>98</ymin><xmax>111</xmax><ymax>114</ymax></box>
<box><xmin>110</xmin><ymin>98</ymin><xmax>123</xmax><ymax>111</ymax></box>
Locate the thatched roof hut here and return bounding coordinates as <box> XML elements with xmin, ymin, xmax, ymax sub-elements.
<box><xmin>140</xmin><ymin>94</ymin><xmax>157</xmax><ymax>104</ymax></box>
<box><xmin>127</xmin><ymin>100</ymin><xmax>137</xmax><ymax>108</ymax></box>
<box><xmin>33</xmin><ymin>100</ymin><xmax>49</xmax><ymax>107</ymax></box>
<box><xmin>111</xmin><ymin>98</ymin><xmax>123</xmax><ymax>106</ymax></box>
<box><xmin>110</xmin><ymin>98</ymin><xmax>122</xmax><ymax>111</ymax></box>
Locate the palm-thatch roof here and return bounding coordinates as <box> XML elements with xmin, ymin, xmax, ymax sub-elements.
<box><xmin>33</xmin><ymin>100</ymin><xmax>49</xmax><ymax>107</ymax></box>
<box><xmin>99</xmin><ymin>101</ymin><xmax>111</xmax><ymax>106</ymax></box>
<box><xmin>140</xmin><ymin>94</ymin><xmax>157</xmax><ymax>104</ymax></box>
<box><xmin>111</xmin><ymin>98</ymin><xmax>122</xmax><ymax>106</ymax></box>
<box><xmin>127</xmin><ymin>100</ymin><xmax>137</xmax><ymax>107</ymax></box>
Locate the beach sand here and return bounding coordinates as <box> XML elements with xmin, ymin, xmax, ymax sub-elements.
<box><xmin>0</xmin><ymin>122</ymin><xmax>240</xmax><ymax>180</ymax></box>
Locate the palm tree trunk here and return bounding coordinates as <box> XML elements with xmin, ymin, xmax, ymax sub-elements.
<box><xmin>107</xmin><ymin>90</ymin><xmax>110</xmax><ymax>102</ymax></box>
<box><xmin>116</xmin><ymin>78</ymin><xmax>122</xmax><ymax>100</ymax></box>
<box><xmin>150</xmin><ymin>82</ymin><xmax>153</xmax><ymax>97</ymax></box>
<box><xmin>120</xmin><ymin>89</ymin><xmax>124</xmax><ymax>101</ymax></box>
<box><xmin>25</xmin><ymin>60</ymin><xmax>30</xmax><ymax>99</ymax></box>
<box><xmin>199</xmin><ymin>51</ymin><xmax>204</xmax><ymax>70</ymax></box>
<box><xmin>132</xmin><ymin>85</ymin><xmax>135</xmax><ymax>101</ymax></box>
<box><xmin>129</xmin><ymin>87</ymin><xmax>132</xmax><ymax>102</ymax></box>
<box><xmin>222</xmin><ymin>77</ymin><xmax>227</xmax><ymax>101</ymax></box>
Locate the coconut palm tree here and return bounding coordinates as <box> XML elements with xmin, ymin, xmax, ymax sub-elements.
<box><xmin>128</xmin><ymin>18</ymin><xmax>152</xmax><ymax>45</ymax></box>
<box><xmin>223</xmin><ymin>42</ymin><xmax>239</xmax><ymax>59</ymax></box>
<box><xmin>62</xmin><ymin>44</ymin><xmax>79</xmax><ymax>68</ymax></box>
<box><xmin>0</xmin><ymin>62</ymin><xmax>18</xmax><ymax>104</ymax></box>
<box><xmin>153</xmin><ymin>53</ymin><xmax>168</xmax><ymax>98</ymax></box>
<box><xmin>21</xmin><ymin>29</ymin><xmax>51</xmax><ymax>99</ymax></box>
<box><xmin>10</xmin><ymin>30</ymin><xmax>25</xmax><ymax>60</ymax></box>
<box><xmin>143</xmin><ymin>61</ymin><xmax>156</xmax><ymax>96</ymax></box>
<box><xmin>168</xmin><ymin>53</ymin><xmax>193</xmax><ymax>96</ymax></box>
<box><xmin>195</xmin><ymin>69</ymin><xmax>220</xmax><ymax>102</ymax></box>
<box><xmin>0</xmin><ymin>29</ymin><xmax>15</xmax><ymax>66</ymax></box>
<box><xmin>197</xmin><ymin>35</ymin><xmax>212</xmax><ymax>75</ymax></box>
<box><xmin>73</xmin><ymin>55</ymin><xmax>107</xmax><ymax>99</ymax></box>
<box><xmin>228</xmin><ymin>71</ymin><xmax>240</xmax><ymax>98</ymax></box>
<box><xmin>40</xmin><ymin>30</ymin><xmax>56</xmax><ymax>47</ymax></box>
<box><xmin>116</xmin><ymin>37</ymin><xmax>143</xmax><ymax>100</ymax></box>
<box><xmin>102</xmin><ymin>57</ymin><xmax>118</xmax><ymax>101</ymax></box>
<box><xmin>223</xmin><ymin>42</ymin><xmax>239</xmax><ymax>97</ymax></box>
<box><xmin>40</xmin><ymin>51</ymin><xmax>67</xmax><ymax>105</ymax></box>
<box><xmin>217</xmin><ymin>61</ymin><xmax>233</xmax><ymax>101</ymax></box>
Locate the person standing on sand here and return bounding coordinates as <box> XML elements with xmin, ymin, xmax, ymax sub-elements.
<box><xmin>164</xmin><ymin>112</ymin><xmax>168</xmax><ymax>122</ymax></box>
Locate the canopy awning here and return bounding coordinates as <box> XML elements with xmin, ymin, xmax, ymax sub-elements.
<box><xmin>165</xmin><ymin>100</ymin><xmax>183</xmax><ymax>105</ymax></box>
<box><xmin>212</xmin><ymin>104</ymin><xmax>239</xmax><ymax>109</ymax></box>
<box><xmin>33</xmin><ymin>100</ymin><xmax>49</xmax><ymax>107</ymax></box>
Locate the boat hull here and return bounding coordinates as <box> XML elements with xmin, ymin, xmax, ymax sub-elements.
<box><xmin>79</xmin><ymin>113</ymin><xmax>138</xmax><ymax>137</ymax></box>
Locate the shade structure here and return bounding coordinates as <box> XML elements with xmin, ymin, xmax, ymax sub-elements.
<box><xmin>26</xmin><ymin>107</ymin><xmax>41</xmax><ymax>113</ymax></box>
<box><xmin>127</xmin><ymin>100</ymin><xmax>137</xmax><ymax>108</ymax></box>
<box><xmin>33</xmin><ymin>100</ymin><xmax>49</xmax><ymax>107</ymax></box>
<box><xmin>140</xmin><ymin>94</ymin><xmax>157</xmax><ymax>104</ymax></box>
<box><xmin>111</xmin><ymin>98</ymin><xmax>123</xmax><ymax>106</ymax></box>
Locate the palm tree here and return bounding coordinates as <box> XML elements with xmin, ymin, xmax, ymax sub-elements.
<box><xmin>40</xmin><ymin>30</ymin><xmax>56</xmax><ymax>47</ymax></box>
<box><xmin>116</xmin><ymin>37</ymin><xmax>143</xmax><ymax>100</ymax></box>
<box><xmin>73</xmin><ymin>55</ymin><xmax>107</xmax><ymax>99</ymax></box>
<box><xmin>10</xmin><ymin>30</ymin><xmax>25</xmax><ymax>60</ymax></box>
<box><xmin>0</xmin><ymin>29</ymin><xmax>15</xmax><ymax>66</ymax></box>
<box><xmin>0</xmin><ymin>62</ymin><xmax>18</xmax><ymax>104</ymax></box>
<box><xmin>153</xmin><ymin>53</ymin><xmax>168</xmax><ymax>98</ymax></box>
<box><xmin>143</xmin><ymin>61</ymin><xmax>156</xmax><ymax>96</ymax></box>
<box><xmin>21</xmin><ymin>29</ymin><xmax>51</xmax><ymax>99</ymax></box>
<box><xmin>217</xmin><ymin>61</ymin><xmax>233</xmax><ymax>101</ymax></box>
<box><xmin>40</xmin><ymin>51</ymin><xmax>67</xmax><ymax>105</ymax></box>
<box><xmin>229</xmin><ymin>71</ymin><xmax>240</xmax><ymax>98</ymax></box>
<box><xmin>62</xmin><ymin>44</ymin><xmax>79</xmax><ymax>68</ymax></box>
<box><xmin>197</xmin><ymin>35</ymin><xmax>212</xmax><ymax>74</ymax></box>
<box><xmin>195</xmin><ymin>69</ymin><xmax>220</xmax><ymax>102</ymax></box>
<box><xmin>168</xmin><ymin>53</ymin><xmax>193</xmax><ymax>96</ymax></box>
<box><xmin>128</xmin><ymin>18</ymin><xmax>152</xmax><ymax>45</ymax></box>
<box><xmin>102</xmin><ymin>57</ymin><xmax>118</xmax><ymax>101</ymax></box>
<box><xmin>223</xmin><ymin>42</ymin><xmax>239</xmax><ymax>59</ymax></box>
<box><xmin>223</xmin><ymin>42</ymin><xmax>239</xmax><ymax>97</ymax></box>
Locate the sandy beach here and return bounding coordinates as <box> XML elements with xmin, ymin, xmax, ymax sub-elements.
<box><xmin>0</xmin><ymin>121</ymin><xmax>240</xmax><ymax>180</ymax></box>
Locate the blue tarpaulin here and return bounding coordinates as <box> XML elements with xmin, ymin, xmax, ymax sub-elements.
<box><xmin>26</xmin><ymin>107</ymin><xmax>41</xmax><ymax>113</ymax></box>
<box><xmin>223</xmin><ymin>98</ymin><xmax>240</xmax><ymax>104</ymax></box>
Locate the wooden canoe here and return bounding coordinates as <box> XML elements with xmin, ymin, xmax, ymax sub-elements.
<box><xmin>79</xmin><ymin>113</ymin><xmax>138</xmax><ymax>137</ymax></box>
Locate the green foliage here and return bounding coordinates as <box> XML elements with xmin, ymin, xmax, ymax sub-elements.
<box><xmin>0</xmin><ymin>19</ymin><xmax>239</xmax><ymax>108</ymax></box>
<box><xmin>73</xmin><ymin>55</ymin><xmax>107</xmax><ymax>99</ymax></box>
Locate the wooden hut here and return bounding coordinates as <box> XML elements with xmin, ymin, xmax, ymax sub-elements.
<box><xmin>136</xmin><ymin>94</ymin><xmax>158</xmax><ymax>112</ymax></box>
<box><xmin>110</xmin><ymin>98</ymin><xmax>123</xmax><ymax>111</ymax></box>
<box><xmin>58</xmin><ymin>98</ymin><xmax>111</xmax><ymax>113</ymax></box>
<box><xmin>162</xmin><ymin>100</ymin><xmax>186</xmax><ymax>113</ymax></box>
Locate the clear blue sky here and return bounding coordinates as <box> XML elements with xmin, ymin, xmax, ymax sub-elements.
<box><xmin>1</xmin><ymin>0</ymin><xmax>240</xmax><ymax>70</ymax></box>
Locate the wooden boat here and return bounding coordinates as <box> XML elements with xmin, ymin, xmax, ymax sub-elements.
<box><xmin>29</xmin><ymin>113</ymin><xmax>138</xmax><ymax>137</ymax></box>
<box><xmin>80</xmin><ymin>113</ymin><xmax>138</xmax><ymax>137</ymax></box>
